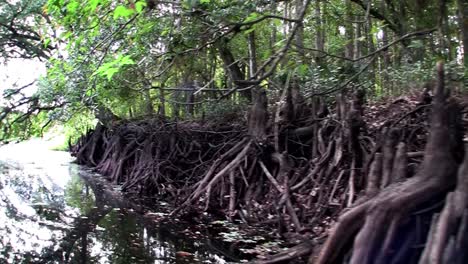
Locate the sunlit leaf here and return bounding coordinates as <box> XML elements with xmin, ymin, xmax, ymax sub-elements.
<box><xmin>135</xmin><ymin>1</ymin><xmax>147</xmax><ymax>13</ymax></box>
<box><xmin>89</xmin><ymin>0</ymin><xmax>101</xmax><ymax>11</ymax></box>
<box><xmin>66</xmin><ymin>1</ymin><xmax>80</xmax><ymax>14</ymax></box>
<box><xmin>113</xmin><ymin>5</ymin><xmax>135</xmax><ymax>19</ymax></box>
<box><xmin>244</xmin><ymin>12</ymin><xmax>259</xmax><ymax>23</ymax></box>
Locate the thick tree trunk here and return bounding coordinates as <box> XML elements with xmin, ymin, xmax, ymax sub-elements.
<box><xmin>217</xmin><ymin>39</ymin><xmax>251</xmax><ymax>101</ymax></box>
<box><xmin>248</xmin><ymin>89</ymin><xmax>268</xmax><ymax>140</ymax></box>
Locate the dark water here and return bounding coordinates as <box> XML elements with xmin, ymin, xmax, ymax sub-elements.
<box><xmin>0</xmin><ymin>140</ymin><xmax>238</xmax><ymax>263</ymax></box>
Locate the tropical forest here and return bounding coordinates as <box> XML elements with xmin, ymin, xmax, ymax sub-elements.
<box><xmin>0</xmin><ymin>0</ymin><xmax>467</xmax><ymax>263</ymax></box>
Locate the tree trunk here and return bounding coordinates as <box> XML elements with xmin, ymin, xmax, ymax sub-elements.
<box><xmin>270</xmin><ymin>1</ymin><xmax>278</xmax><ymax>53</ymax></box>
<box><xmin>353</xmin><ymin>21</ymin><xmax>362</xmax><ymax>60</ymax></box>
<box><xmin>457</xmin><ymin>0</ymin><xmax>468</xmax><ymax>70</ymax></box>
<box><xmin>315</xmin><ymin>62</ymin><xmax>464</xmax><ymax>264</ymax></box>
<box><xmin>80</xmin><ymin>231</ymin><xmax>88</xmax><ymax>264</ymax></box>
<box><xmin>143</xmin><ymin>88</ymin><xmax>154</xmax><ymax>116</ymax></box>
<box><xmin>365</xmin><ymin>16</ymin><xmax>376</xmax><ymax>94</ymax></box>
<box><xmin>217</xmin><ymin>39</ymin><xmax>251</xmax><ymax>101</ymax></box>
<box><xmin>345</xmin><ymin>0</ymin><xmax>354</xmax><ymax>59</ymax></box>
<box><xmin>248</xmin><ymin>31</ymin><xmax>258</xmax><ymax>78</ymax></box>
<box><xmin>284</xmin><ymin>1</ymin><xmax>290</xmax><ymax>36</ymax></box>
<box><xmin>295</xmin><ymin>0</ymin><xmax>305</xmax><ymax>63</ymax></box>
<box><xmin>380</xmin><ymin>0</ymin><xmax>391</xmax><ymax>94</ymax></box>
<box><xmin>158</xmin><ymin>82</ymin><xmax>166</xmax><ymax>116</ymax></box>
<box><xmin>248</xmin><ymin>89</ymin><xmax>268</xmax><ymax>140</ymax></box>
<box><xmin>172</xmin><ymin>74</ymin><xmax>180</xmax><ymax>119</ymax></box>
<box><xmin>315</xmin><ymin>0</ymin><xmax>325</xmax><ymax>65</ymax></box>
<box><xmin>438</xmin><ymin>0</ymin><xmax>450</xmax><ymax>60</ymax></box>
<box><xmin>186</xmin><ymin>82</ymin><xmax>195</xmax><ymax>117</ymax></box>
<box><xmin>95</xmin><ymin>106</ymin><xmax>119</xmax><ymax>127</ymax></box>
<box><xmin>247</xmin><ymin>31</ymin><xmax>258</xmax><ymax>101</ymax></box>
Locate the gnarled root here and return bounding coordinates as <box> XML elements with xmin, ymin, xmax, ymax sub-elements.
<box><xmin>315</xmin><ymin>62</ymin><xmax>464</xmax><ymax>264</ymax></box>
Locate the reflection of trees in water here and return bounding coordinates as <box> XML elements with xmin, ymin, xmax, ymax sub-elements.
<box><xmin>48</xmin><ymin>171</ymin><xmax>238</xmax><ymax>263</ymax></box>
<box><xmin>97</xmin><ymin>210</ymin><xmax>153</xmax><ymax>264</ymax></box>
<box><xmin>64</xmin><ymin>175</ymin><xmax>96</xmax><ymax>215</ymax></box>
<box><xmin>0</xmin><ymin>172</ymin><xmax>62</xmax><ymax>262</ymax></box>
<box><xmin>38</xmin><ymin>171</ymin><xmax>155</xmax><ymax>264</ymax></box>
<box><xmin>0</xmin><ymin>164</ymin><xmax>235</xmax><ymax>264</ymax></box>
<box><xmin>0</xmin><ymin>162</ymin><xmax>103</xmax><ymax>263</ymax></box>
<box><xmin>40</xmin><ymin>206</ymin><xmax>113</xmax><ymax>263</ymax></box>
<box><xmin>0</xmin><ymin>162</ymin><xmax>67</xmax><ymax>215</ymax></box>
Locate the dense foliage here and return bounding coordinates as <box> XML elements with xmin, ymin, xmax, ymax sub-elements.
<box><xmin>0</xmin><ymin>0</ymin><xmax>466</xmax><ymax>141</ymax></box>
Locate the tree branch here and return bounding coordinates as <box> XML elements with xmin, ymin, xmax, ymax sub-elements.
<box><xmin>350</xmin><ymin>0</ymin><xmax>401</xmax><ymax>34</ymax></box>
<box><xmin>296</xmin><ymin>28</ymin><xmax>436</xmax><ymax>62</ymax></box>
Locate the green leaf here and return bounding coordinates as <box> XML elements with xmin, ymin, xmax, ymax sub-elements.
<box><xmin>200</xmin><ymin>0</ymin><xmax>211</xmax><ymax>3</ymax></box>
<box><xmin>43</xmin><ymin>38</ymin><xmax>51</xmax><ymax>48</ymax></box>
<box><xmin>244</xmin><ymin>12</ymin><xmax>259</xmax><ymax>23</ymax></box>
<box><xmin>60</xmin><ymin>31</ymin><xmax>73</xmax><ymax>40</ymax></box>
<box><xmin>135</xmin><ymin>1</ymin><xmax>147</xmax><ymax>13</ymax></box>
<box><xmin>119</xmin><ymin>55</ymin><xmax>135</xmax><ymax>66</ymax></box>
<box><xmin>67</xmin><ymin>1</ymin><xmax>80</xmax><ymax>14</ymax></box>
<box><xmin>161</xmin><ymin>29</ymin><xmax>169</xmax><ymax>37</ymax></box>
<box><xmin>297</xmin><ymin>64</ymin><xmax>309</xmax><ymax>77</ymax></box>
<box><xmin>103</xmin><ymin>68</ymin><xmax>119</xmax><ymax>80</ymax></box>
<box><xmin>243</xmin><ymin>26</ymin><xmax>255</xmax><ymax>35</ymax></box>
<box><xmin>274</xmin><ymin>19</ymin><xmax>282</xmax><ymax>27</ymax></box>
<box><xmin>95</xmin><ymin>55</ymin><xmax>135</xmax><ymax>81</ymax></box>
<box><xmin>113</xmin><ymin>5</ymin><xmax>135</xmax><ymax>19</ymax></box>
<box><xmin>89</xmin><ymin>0</ymin><xmax>101</xmax><ymax>11</ymax></box>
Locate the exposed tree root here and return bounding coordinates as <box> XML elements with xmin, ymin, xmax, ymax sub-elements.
<box><xmin>251</xmin><ymin>239</ymin><xmax>315</xmax><ymax>264</ymax></box>
<box><xmin>418</xmin><ymin>145</ymin><xmax>468</xmax><ymax>264</ymax></box>
<box><xmin>315</xmin><ymin>62</ymin><xmax>465</xmax><ymax>264</ymax></box>
<box><xmin>71</xmin><ymin>63</ymin><xmax>468</xmax><ymax>263</ymax></box>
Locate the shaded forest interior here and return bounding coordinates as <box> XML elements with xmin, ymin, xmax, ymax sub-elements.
<box><xmin>0</xmin><ymin>0</ymin><xmax>467</xmax><ymax>263</ymax></box>
<box><xmin>73</xmin><ymin>62</ymin><xmax>468</xmax><ymax>263</ymax></box>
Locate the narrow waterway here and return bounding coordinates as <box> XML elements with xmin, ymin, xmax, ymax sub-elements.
<box><xmin>0</xmin><ymin>139</ymin><xmax>238</xmax><ymax>263</ymax></box>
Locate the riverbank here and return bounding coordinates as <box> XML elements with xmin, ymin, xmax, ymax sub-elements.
<box><xmin>71</xmin><ymin>78</ymin><xmax>467</xmax><ymax>263</ymax></box>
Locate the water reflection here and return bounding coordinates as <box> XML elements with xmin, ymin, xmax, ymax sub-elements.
<box><xmin>0</xmin><ymin>140</ymin><xmax>236</xmax><ymax>263</ymax></box>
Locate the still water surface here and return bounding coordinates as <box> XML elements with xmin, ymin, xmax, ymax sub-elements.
<box><xmin>0</xmin><ymin>139</ymin><xmax>236</xmax><ymax>263</ymax></box>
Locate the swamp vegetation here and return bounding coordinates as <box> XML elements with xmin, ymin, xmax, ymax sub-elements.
<box><xmin>0</xmin><ymin>0</ymin><xmax>468</xmax><ymax>263</ymax></box>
